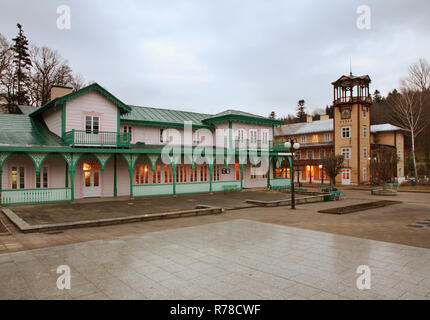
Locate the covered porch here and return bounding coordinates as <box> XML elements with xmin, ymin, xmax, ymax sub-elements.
<box><xmin>0</xmin><ymin>150</ymin><xmax>293</xmax><ymax>205</ymax></box>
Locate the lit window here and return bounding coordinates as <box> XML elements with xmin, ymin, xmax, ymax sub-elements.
<box><xmin>11</xmin><ymin>166</ymin><xmax>25</xmax><ymax>189</ymax></box>
<box><xmin>312</xmin><ymin>135</ymin><xmax>318</xmax><ymax>143</ymax></box>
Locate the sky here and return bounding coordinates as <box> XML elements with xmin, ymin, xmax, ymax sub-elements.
<box><xmin>0</xmin><ymin>0</ymin><xmax>429</xmax><ymax>117</ymax></box>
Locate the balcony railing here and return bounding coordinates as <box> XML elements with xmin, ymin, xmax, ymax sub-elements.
<box><xmin>333</xmin><ymin>96</ymin><xmax>372</xmax><ymax>105</ymax></box>
<box><xmin>231</xmin><ymin>139</ymin><xmax>290</xmax><ymax>151</ymax></box>
<box><xmin>64</xmin><ymin>130</ymin><xmax>131</xmax><ymax>148</ymax></box>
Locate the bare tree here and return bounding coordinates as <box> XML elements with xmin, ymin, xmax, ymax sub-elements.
<box><xmin>0</xmin><ymin>33</ymin><xmax>16</xmax><ymax>111</ymax></box>
<box><xmin>390</xmin><ymin>89</ymin><xmax>426</xmax><ymax>179</ymax></box>
<box><xmin>372</xmin><ymin>147</ymin><xmax>399</xmax><ymax>189</ymax></box>
<box><xmin>405</xmin><ymin>58</ymin><xmax>430</xmax><ymax>92</ymax></box>
<box><xmin>29</xmin><ymin>46</ymin><xmax>76</xmax><ymax>106</ymax></box>
<box><xmin>321</xmin><ymin>153</ymin><xmax>344</xmax><ymax>186</ymax></box>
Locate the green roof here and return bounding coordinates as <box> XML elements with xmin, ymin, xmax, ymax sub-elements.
<box><xmin>0</xmin><ymin>114</ymin><xmax>65</xmax><ymax>147</ymax></box>
<box><xmin>29</xmin><ymin>83</ymin><xmax>131</xmax><ymax>117</ymax></box>
<box><xmin>17</xmin><ymin>105</ymin><xmax>36</xmax><ymax>115</ymax></box>
<box><xmin>121</xmin><ymin>105</ymin><xmax>213</xmax><ymax>128</ymax></box>
<box><xmin>203</xmin><ymin>109</ymin><xmax>282</xmax><ymax>125</ymax></box>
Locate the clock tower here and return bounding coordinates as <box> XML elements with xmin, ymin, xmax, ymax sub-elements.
<box><xmin>332</xmin><ymin>74</ymin><xmax>372</xmax><ymax>185</ymax></box>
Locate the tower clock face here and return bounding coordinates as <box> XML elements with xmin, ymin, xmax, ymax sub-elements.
<box><xmin>341</xmin><ymin>108</ymin><xmax>351</xmax><ymax>119</ymax></box>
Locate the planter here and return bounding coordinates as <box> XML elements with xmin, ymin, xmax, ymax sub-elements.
<box><xmin>371</xmin><ymin>189</ymin><xmax>397</xmax><ymax>196</ymax></box>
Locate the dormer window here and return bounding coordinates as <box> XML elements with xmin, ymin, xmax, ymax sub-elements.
<box><xmin>160</xmin><ymin>129</ymin><xmax>165</xmax><ymax>143</ymax></box>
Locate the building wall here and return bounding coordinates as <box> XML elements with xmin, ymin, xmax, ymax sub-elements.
<box><xmin>43</xmin><ymin>106</ymin><xmax>62</xmax><ymax>137</ymax></box>
<box><xmin>65</xmin><ymin>91</ymin><xmax>118</xmax><ymax>133</ymax></box>
<box><xmin>333</xmin><ymin>103</ymin><xmax>371</xmax><ymax>184</ymax></box>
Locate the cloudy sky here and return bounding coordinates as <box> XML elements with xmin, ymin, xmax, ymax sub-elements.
<box><xmin>1</xmin><ymin>0</ymin><xmax>429</xmax><ymax>117</ymax></box>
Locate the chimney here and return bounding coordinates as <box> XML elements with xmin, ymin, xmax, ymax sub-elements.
<box><xmin>320</xmin><ymin>114</ymin><xmax>329</xmax><ymax>120</ymax></box>
<box><xmin>306</xmin><ymin>115</ymin><xmax>313</xmax><ymax>123</ymax></box>
<box><xmin>50</xmin><ymin>85</ymin><xmax>73</xmax><ymax>101</ymax></box>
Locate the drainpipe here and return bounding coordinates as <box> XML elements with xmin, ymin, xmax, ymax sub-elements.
<box><xmin>172</xmin><ymin>163</ymin><xmax>176</xmax><ymax>195</ymax></box>
<box><xmin>113</xmin><ymin>155</ymin><xmax>117</xmax><ymax>197</ymax></box>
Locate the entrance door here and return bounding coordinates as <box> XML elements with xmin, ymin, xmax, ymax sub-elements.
<box><xmin>341</xmin><ymin>168</ymin><xmax>351</xmax><ymax>185</ymax></box>
<box><xmin>83</xmin><ymin>162</ymin><xmax>101</xmax><ymax>197</ymax></box>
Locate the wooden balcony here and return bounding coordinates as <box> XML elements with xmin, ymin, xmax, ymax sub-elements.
<box><xmin>333</xmin><ymin>95</ymin><xmax>372</xmax><ymax>106</ymax></box>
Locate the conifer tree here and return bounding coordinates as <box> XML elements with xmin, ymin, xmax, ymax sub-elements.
<box><xmin>12</xmin><ymin>23</ymin><xmax>32</xmax><ymax>105</ymax></box>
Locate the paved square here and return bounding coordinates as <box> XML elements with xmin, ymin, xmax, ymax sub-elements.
<box><xmin>1</xmin><ymin>219</ymin><xmax>430</xmax><ymax>300</ymax></box>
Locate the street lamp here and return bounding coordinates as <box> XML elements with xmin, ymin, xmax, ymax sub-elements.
<box><xmin>319</xmin><ymin>164</ymin><xmax>324</xmax><ymax>185</ymax></box>
<box><xmin>285</xmin><ymin>139</ymin><xmax>300</xmax><ymax>209</ymax></box>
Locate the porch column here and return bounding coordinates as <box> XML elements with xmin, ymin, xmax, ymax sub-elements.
<box><xmin>65</xmin><ymin>164</ymin><xmax>69</xmax><ymax>188</ymax></box>
<box><xmin>172</xmin><ymin>163</ymin><xmax>176</xmax><ymax>195</ymax></box>
<box><xmin>69</xmin><ymin>169</ymin><xmax>75</xmax><ymax>201</ymax></box>
<box><xmin>129</xmin><ymin>167</ymin><xmax>134</xmax><ymax>198</ymax></box>
<box><xmin>209</xmin><ymin>164</ymin><xmax>213</xmax><ymax>193</ymax></box>
<box><xmin>267</xmin><ymin>156</ymin><xmax>271</xmax><ymax>189</ymax></box>
<box><xmin>240</xmin><ymin>163</ymin><xmax>244</xmax><ymax>190</ymax></box>
<box><xmin>113</xmin><ymin>154</ymin><xmax>117</xmax><ymax>197</ymax></box>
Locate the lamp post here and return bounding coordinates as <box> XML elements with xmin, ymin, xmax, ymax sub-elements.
<box><xmin>285</xmin><ymin>139</ymin><xmax>300</xmax><ymax>209</ymax></box>
<box><xmin>319</xmin><ymin>164</ymin><xmax>324</xmax><ymax>185</ymax></box>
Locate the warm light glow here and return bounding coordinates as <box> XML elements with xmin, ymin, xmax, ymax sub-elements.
<box><xmin>319</xmin><ymin>165</ymin><xmax>323</xmax><ymax>169</ymax></box>
<box><xmin>144</xmin><ymin>166</ymin><xmax>148</xmax><ymax>172</ymax></box>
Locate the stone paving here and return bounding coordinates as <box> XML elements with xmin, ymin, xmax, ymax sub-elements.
<box><xmin>1</xmin><ymin>219</ymin><xmax>429</xmax><ymax>300</ymax></box>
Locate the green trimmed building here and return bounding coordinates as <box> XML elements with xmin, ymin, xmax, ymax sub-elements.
<box><xmin>0</xmin><ymin>83</ymin><xmax>292</xmax><ymax>205</ymax></box>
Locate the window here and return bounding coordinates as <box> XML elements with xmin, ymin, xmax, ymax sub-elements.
<box><xmin>295</xmin><ymin>151</ymin><xmax>301</xmax><ymax>160</ymax></box>
<box><xmin>193</xmin><ymin>131</ymin><xmax>200</xmax><ymax>144</ymax></box>
<box><xmin>213</xmin><ymin>165</ymin><xmax>220</xmax><ymax>181</ymax></box>
<box><xmin>237</xmin><ymin>129</ymin><xmax>245</xmax><ymax>142</ymax></box>
<box><xmin>160</xmin><ymin>129</ymin><xmax>165</xmax><ymax>143</ymax></box>
<box><xmin>363</xmin><ymin>147</ymin><xmax>367</xmax><ymax>159</ymax></box>
<box><xmin>341</xmin><ymin>126</ymin><xmax>351</xmax><ymax>138</ymax></box>
<box><xmin>324</xmin><ymin>133</ymin><xmax>331</xmax><ymax>142</ymax></box>
<box><xmin>397</xmin><ymin>150</ymin><xmax>402</xmax><ymax>160</ymax></box>
<box><xmin>363</xmin><ymin>125</ymin><xmax>368</xmax><ymax>138</ymax></box>
<box><xmin>319</xmin><ymin>149</ymin><xmax>326</xmax><ymax>159</ymax></box>
<box><xmin>363</xmin><ymin>167</ymin><xmax>367</xmax><ymax>181</ymax></box>
<box><xmin>36</xmin><ymin>167</ymin><xmax>48</xmax><ymax>189</ymax></box>
<box><xmin>363</xmin><ymin>107</ymin><xmax>367</xmax><ymax>118</ymax></box>
<box><xmin>301</xmin><ymin>136</ymin><xmax>306</xmax><ymax>144</ymax></box>
<box><xmin>123</xmin><ymin>126</ymin><xmax>132</xmax><ymax>133</ymax></box>
<box><xmin>262</xmin><ymin>131</ymin><xmax>268</xmax><ymax>144</ymax></box>
<box><xmin>85</xmin><ymin>115</ymin><xmax>99</xmax><ymax>134</ymax></box>
<box><xmin>11</xmin><ymin>167</ymin><xmax>25</xmax><ymax>189</ymax></box>
<box><xmin>307</xmin><ymin>150</ymin><xmax>314</xmax><ymax>159</ymax></box>
<box><xmin>250</xmin><ymin>164</ymin><xmax>257</xmax><ymax>179</ymax></box>
<box><xmin>341</xmin><ymin>147</ymin><xmax>351</xmax><ymax>160</ymax></box>
<box><xmin>312</xmin><ymin>134</ymin><xmax>318</xmax><ymax>143</ymax></box>
<box><xmin>135</xmin><ymin>165</ymin><xmax>149</xmax><ymax>185</ymax></box>
<box><xmin>399</xmin><ymin>167</ymin><xmax>402</xmax><ymax>177</ymax></box>
<box><xmin>249</xmin><ymin>130</ymin><xmax>257</xmax><ymax>144</ymax></box>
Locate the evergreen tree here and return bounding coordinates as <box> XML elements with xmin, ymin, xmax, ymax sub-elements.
<box><xmin>12</xmin><ymin>23</ymin><xmax>32</xmax><ymax>105</ymax></box>
<box><xmin>296</xmin><ymin>99</ymin><xmax>306</xmax><ymax>122</ymax></box>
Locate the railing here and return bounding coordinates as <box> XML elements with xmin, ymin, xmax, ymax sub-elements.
<box><xmin>232</xmin><ymin>140</ymin><xmax>290</xmax><ymax>151</ymax></box>
<box><xmin>333</xmin><ymin>96</ymin><xmax>372</xmax><ymax>105</ymax></box>
<box><xmin>64</xmin><ymin>130</ymin><xmax>131</xmax><ymax>148</ymax></box>
<box><xmin>0</xmin><ymin>188</ymin><xmax>72</xmax><ymax>205</ymax></box>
